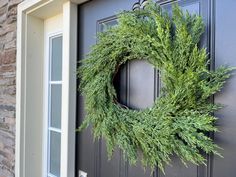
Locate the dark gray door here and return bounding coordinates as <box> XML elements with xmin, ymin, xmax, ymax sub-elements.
<box><xmin>76</xmin><ymin>0</ymin><xmax>213</xmax><ymax>177</ymax></box>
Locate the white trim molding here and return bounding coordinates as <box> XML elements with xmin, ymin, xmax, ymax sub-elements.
<box><xmin>16</xmin><ymin>0</ymin><xmax>88</xmax><ymax>177</ymax></box>
<box><xmin>61</xmin><ymin>2</ymin><xmax>78</xmax><ymax>177</ymax></box>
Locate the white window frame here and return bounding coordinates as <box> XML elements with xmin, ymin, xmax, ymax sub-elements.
<box><xmin>46</xmin><ymin>32</ymin><xmax>63</xmax><ymax>177</ymax></box>
<box><xmin>43</xmin><ymin>14</ymin><xmax>63</xmax><ymax>174</ymax></box>
<box><xmin>16</xmin><ymin>0</ymin><xmax>89</xmax><ymax>177</ymax></box>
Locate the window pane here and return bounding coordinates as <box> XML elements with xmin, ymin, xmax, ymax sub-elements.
<box><xmin>49</xmin><ymin>131</ymin><xmax>61</xmax><ymax>176</ymax></box>
<box><xmin>51</xmin><ymin>36</ymin><xmax>62</xmax><ymax>81</ymax></box>
<box><xmin>99</xmin><ymin>19</ymin><xmax>117</xmax><ymax>32</ymax></box>
<box><xmin>50</xmin><ymin>84</ymin><xmax>62</xmax><ymax>129</ymax></box>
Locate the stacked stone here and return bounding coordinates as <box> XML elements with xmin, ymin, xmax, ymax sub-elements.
<box><xmin>0</xmin><ymin>0</ymin><xmax>21</xmax><ymax>176</ymax></box>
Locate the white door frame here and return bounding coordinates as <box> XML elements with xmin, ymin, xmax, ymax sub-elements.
<box><xmin>16</xmin><ymin>0</ymin><xmax>88</xmax><ymax>177</ymax></box>
<box><xmin>44</xmin><ymin>15</ymin><xmax>63</xmax><ymax>177</ymax></box>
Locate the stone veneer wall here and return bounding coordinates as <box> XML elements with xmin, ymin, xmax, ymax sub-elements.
<box><xmin>0</xmin><ymin>0</ymin><xmax>22</xmax><ymax>176</ymax></box>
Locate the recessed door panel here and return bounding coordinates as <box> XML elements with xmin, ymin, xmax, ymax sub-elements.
<box><xmin>159</xmin><ymin>1</ymin><xmax>208</xmax><ymax>177</ymax></box>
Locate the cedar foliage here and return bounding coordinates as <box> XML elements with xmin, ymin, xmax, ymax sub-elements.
<box><xmin>78</xmin><ymin>1</ymin><xmax>233</xmax><ymax>173</ymax></box>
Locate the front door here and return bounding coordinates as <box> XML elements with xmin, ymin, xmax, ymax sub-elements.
<box><xmin>77</xmin><ymin>0</ymin><xmax>211</xmax><ymax>177</ymax></box>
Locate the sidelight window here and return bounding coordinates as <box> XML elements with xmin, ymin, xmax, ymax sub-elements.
<box><xmin>47</xmin><ymin>35</ymin><xmax>63</xmax><ymax>177</ymax></box>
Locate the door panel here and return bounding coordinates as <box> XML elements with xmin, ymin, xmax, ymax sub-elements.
<box><xmin>213</xmin><ymin>1</ymin><xmax>236</xmax><ymax>177</ymax></box>
<box><xmin>159</xmin><ymin>1</ymin><xmax>210</xmax><ymax>177</ymax></box>
<box><xmin>128</xmin><ymin>60</ymin><xmax>156</xmax><ymax>110</ymax></box>
<box><xmin>98</xmin><ymin>17</ymin><xmax>121</xmax><ymax>177</ymax></box>
<box><xmin>77</xmin><ymin>0</ymin><xmax>210</xmax><ymax>177</ymax></box>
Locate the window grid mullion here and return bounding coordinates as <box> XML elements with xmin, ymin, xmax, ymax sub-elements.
<box><xmin>49</xmin><ymin>127</ymin><xmax>62</xmax><ymax>133</ymax></box>
<box><xmin>49</xmin><ymin>81</ymin><xmax>62</xmax><ymax>84</ymax></box>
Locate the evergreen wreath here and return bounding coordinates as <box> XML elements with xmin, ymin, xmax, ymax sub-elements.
<box><xmin>78</xmin><ymin>1</ymin><xmax>233</xmax><ymax>173</ymax></box>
